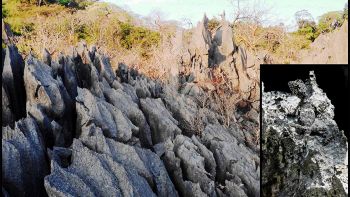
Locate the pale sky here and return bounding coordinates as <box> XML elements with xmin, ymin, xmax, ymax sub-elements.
<box><xmin>104</xmin><ymin>0</ymin><xmax>347</xmax><ymax>29</ymax></box>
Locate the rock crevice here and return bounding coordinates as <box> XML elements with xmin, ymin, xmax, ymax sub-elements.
<box><xmin>2</xmin><ymin>39</ymin><xmax>259</xmax><ymax>196</ymax></box>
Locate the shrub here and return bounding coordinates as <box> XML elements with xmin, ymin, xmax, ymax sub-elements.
<box><xmin>233</xmin><ymin>22</ymin><xmax>285</xmax><ymax>53</ymax></box>
<box><xmin>295</xmin><ymin>24</ymin><xmax>318</xmax><ymax>42</ymax></box>
<box><xmin>58</xmin><ymin>0</ymin><xmax>70</xmax><ymax>6</ymax></box>
<box><xmin>3</xmin><ymin>0</ymin><xmax>66</xmax><ymax>35</ymax></box>
<box><xmin>274</xmin><ymin>33</ymin><xmax>311</xmax><ymax>63</ymax></box>
<box><xmin>2</xmin><ymin>0</ymin><xmax>161</xmax><ymax>60</ymax></box>
<box><xmin>69</xmin><ymin>0</ymin><xmax>94</xmax><ymax>9</ymax></box>
<box><xmin>2</xmin><ymin>2</ymin><xmax>8</xmax><ymax>18</ymax></box>
<box><xmin>258</xmin><ymin>27</ymin><xmax>284</xmax><ymax>52</ymax></box>
<box><xmin>117</xmin><ymin>21</ymin><xmax>161</xmax><ymax>57</ymax></box>
<box><xmin>75</xmin><ymin>24</ymin><xmax>89</xmax><ymax>40</ymax></box>
<box><xmin>208</xmin><ymin>17</ymin><xmax>220</xmax><ymax>33</ymax></box>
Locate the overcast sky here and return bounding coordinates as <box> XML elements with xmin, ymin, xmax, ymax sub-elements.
<box><xmin>104</xmin><ymin>0</ymin><xmax>347</xmax><ymax>29</ymax></box>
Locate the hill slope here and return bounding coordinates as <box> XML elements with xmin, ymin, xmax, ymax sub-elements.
<box><xmin>298</xmin><ymin>21</ymin><xmax>348</xmax><ymax>64</ymax></box>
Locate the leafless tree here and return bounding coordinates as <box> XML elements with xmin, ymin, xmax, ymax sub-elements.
<box><xmin>294</xmin><ymin>9</ymin><xmax>315</xmax><ymax>29</ymax></box>
<box><xmin>182</xmin><ymin>18</ymin><xmax>193</xmax><ymax>29</ymax></box>
<box><xmin>148</xmin><ymin>10</ymin><xmax>166</xmax><ymax>30</ymax></box>
<box><xmin>229</xmin><ymin>0</ymin><xmax>271</xmax><ymax>24</ymax></box>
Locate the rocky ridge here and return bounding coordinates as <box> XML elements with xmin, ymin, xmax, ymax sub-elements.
<box><xmin>262</xmin><ymin>71</ymin><xmax>348</xmax><ymax>196</ymax></box>
<box><xmin>2</xmin><ymin>35</ymin><xmax>260</xmax><ymax>196</ymax></box>
<box><xmin>179</xmin><ymin>14</ymin><xmax>265</xmax><ymax>106</ymax></box>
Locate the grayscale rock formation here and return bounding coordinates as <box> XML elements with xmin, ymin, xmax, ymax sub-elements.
<box><xmin>180</xmin><ymin>14</ymin><xmax>262</xmax><ymax>105</ymax></box>
<box><xmin>262</xmin><ymin>71</ymin><xmax>348</xmax><ymax>197</ymax></box>
<box><xmin>2</xmin><ymin>44</ymin><xmax>26</xmax><ymax>127</ymax></box>
<box><xmin>2</xmin><ymin>117</ymin><xmax>48</xmax><ymax>196</ymax></box>
<box><xmin>2</xmin><ymin>41</ymin><xmax>260</xmax><ymax>196</ymax></box>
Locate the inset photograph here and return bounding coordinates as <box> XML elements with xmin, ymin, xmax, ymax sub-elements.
<box><xmin>261</xmin><ymin>65</ymin><xmax>349</xmax><ymax>196</ymax></box>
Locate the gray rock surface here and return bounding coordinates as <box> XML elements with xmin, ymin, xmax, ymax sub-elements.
<box><xmin>180</xmin><ymin>13</ymin><xmax>260</xmax><ymax>102</ymax></box>
<box><xmin>24</xmin><ymin>55</ymin><xmax>74</xmax><ymax>147</ymax></box>
<box><xmin>131</xmin><ymin>76</ymin><xmax>162</xmax><ymax>98</ymax></box>
<box><xmin>2</xmin><ymin>85</ymin><xmax>14</xmax><ymax>127</ymax></box>
<box><xmin>201</xmin><ymin>124</ymin><xmax>260</xmax><ymax>197</ymax></box>
<box><xmin>103</xmin><ymin>87</ymin><xmax>152</xmax><ymax>147</ymax></box>
<box><xmin>173</xmin><ymin>135</ymin><xmax>216</xmax><ymax>195</ymax></box>
<box><xmin>71</xmin><ymin>42</ymin><xmax>104</xmax><ymax>98</ymax></box>
<box><xmin>161</xmin><ymin>86</ymin><xmax>199</xmax><ymax>135</ymax></box>
<box><xmin>45</xmin><ymin>132</ymin><xmax>178</xmax><ymax>197</ymax></box>
<box><xmin>262</xmin><ymin>71</ymin><xmax>348</xmax><ymax>196</ymax></box>
<box><xmin>76</xmin><ymin>87</ymin><xmax>137</xmax><ymax>142</ymax></box>
<box><xmin>140</xmin><ymin>97</ymin><xmax>181</xmax><ymax>144</ymax></box>
<box><xmin>2</xmin><ymin>42</ymin><xmax>260</xmax><ymax>197</ymax></box>
<box><xmin>2</xmin><ymin>117</ymin><xmax>48</xmax><ymax>196</ymax></box>
<box><xmin>2</xmin><ymin>45</ymin><xmax>26</xmax><ymax>125</ymax></box>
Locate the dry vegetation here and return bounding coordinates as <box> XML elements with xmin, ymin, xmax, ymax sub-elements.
<box><xmin>3</xmin><ymin>0</ymin><xmax>348</xmax><ymax>70</ymax></box>
<box><xmin>2</xmin><ymin>1</ymin><xmax>161</xmax><ymax>70</ymax></box>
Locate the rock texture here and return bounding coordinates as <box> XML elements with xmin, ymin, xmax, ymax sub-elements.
<box><xmin>2</xmin><ymin>44</ymin><xmax>26</xmax><ymax>127</ymax></box>
<box><xmin>180</xmin><ymin>14</ymin><xmax>262</xmax><ymax>104</ymax></box>
<box><xmin>262</xmin><ymin>71</ymin><xmax>348</xmax><ymax>196</ymax></box>
<box><xmin>45</xmin><ymin>134</ymin><xmax>177</xmax><ymax>197</ymax></box>
<box><xmin>2</xmin><ymin>117</ymin><xmax>48</xmax><ymax>196</ymax></box>
<box><xmin>2</xmin><ymin>41</ymin><xmax>259</xmax><ymax>196</ymax></box>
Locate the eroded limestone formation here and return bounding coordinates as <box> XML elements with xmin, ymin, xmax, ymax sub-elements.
<box><xmin>180</xmin><ymin>14</ymin><xmax>262</xmax><ymax>105</ymax></box>
<box><xmin>2</xmin><ymin>42</ymin><xmax>260</xmax><ymax>197</ymax></box>
<box><xmin>262</xmin><ymin>71</ymin><xmax>348</xmax><ymax>196</ymax></box>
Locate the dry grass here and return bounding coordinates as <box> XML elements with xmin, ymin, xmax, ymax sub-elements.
<box><xmin>4</xmin><ymin>2</ymin><xmax>161</xmax><ymax>63</ymax></box>
<box><xmin>233</xmin><ymin>22</ymin><xmax>315</xmax><ymax>63</ymax></box>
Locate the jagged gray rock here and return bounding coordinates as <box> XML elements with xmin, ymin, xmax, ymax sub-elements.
<box><xmin>2</xmin><ymin>117</ymin><xmax>48</xmax><ymax>196</ymax></box>
<box><xmin>180</xmin><ymin>13</ymin><xmax>260</xmax><ymax>102</ymax></box>
<box><xmin>2</xmin><ymin>42</ymin><xmax>260</xmax><ymax>197</ymax></box>
<box><xmin>24</xmin><ymin>55</ymin><xmax>74</xmax><ymax>147</ymax></box>
<box><xmin>162</xmin><ymin>86</ymin><xmax>199</xmax><ymax>135</ymax></box>
<box><xmin>140</xmin><ymin>97</ymin><xmax>181</xmax><ymax>144</ymax></box>
<box><xmin>122</xmin><ymin>83</ymin><xmax>139</xmax><ymax>103</ymax></box>
<box><xmin>45</xmin><ymin>133</ymin><xmax>178</xmax><ymax>197</ymax></box>
<box><xmin>25</xmin><ymin>56</ymin><xmax>66</xmax><ymax>118</ymax></box>
<box><xmin>103</xmin><ymin>87</ymin><xmax>153</xmax><ymax>147</ymax></box>
<box><xmin>131</xmin><ymin>76</ymin><xmax>162</xmax><ymax>98</ymax></box>
<box><xmin>189</xmin><ymin>14</ymin><xmax>212</xmax><ymax>70</ymax></box>
<box><xmin>71</xmin><ymin>43</ymin><xmax>104</xmax><ymax>98</ymax></box>
<box><xmin>161</xmin><ymin>138</ymin><xmax>210</xmax><ymax>197</ymax></box>
<box><xmin>42</xmin><ymin>48</ymin><xmax>52</xmax><ymax>67</ymax></box>
<box><xmin>2</xmin><ymin>45</ymin><xmax>26</xmax><ymax>125</ymax></box>
<box><xmin>59</xmin><ymin>54</ymin><xmax>79</xmax><ymax>99</ymax></box>
<box><xmin>2</xmin><ymin>85</ymin><xmax>14</xmax><ymax>127</ymax></box>
<box><xmin>201</xmin><ymin>124</ymin><xmax>260</xmax><ymax>197</ymax></box>
<box><xmin>76</xmin><ymin>87</ymin><xmax>138</xmax><ymax>142</ymax></box>
<box><xmin>262</xmin><ymin>71</ymin><xmax>348</xmax><ymax>196</ymax></box>
<box><xmin>93</xmin><ymin>53</ymin><xmax>117</xmax><ymax>86</ymax></box>
<box><xmin>173</xmin><ymin>135</ymin><xmax>216</xmax><ymax>196</ymax></box>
